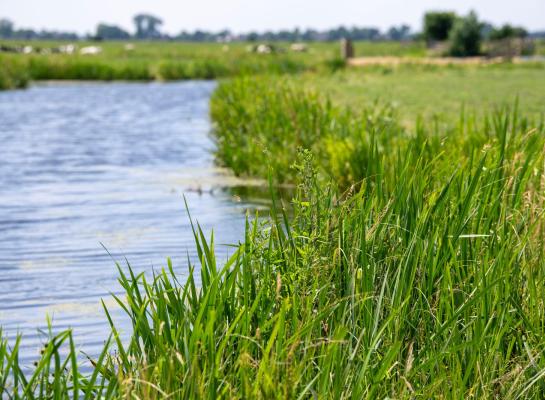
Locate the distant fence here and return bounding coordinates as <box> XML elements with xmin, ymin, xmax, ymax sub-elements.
<box><xmin>340</xmin><ymin>38</ymin><xmax>354</xmax><ymax>60</ymax></box>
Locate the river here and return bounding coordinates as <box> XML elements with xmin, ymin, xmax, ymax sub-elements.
<box><xmin>0</xmin><ymin>81</ymin><xmax>255</xmax><ymax>365</ymax></box>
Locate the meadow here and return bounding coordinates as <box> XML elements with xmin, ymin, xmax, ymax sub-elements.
<box><xmin>0</xmin><ymin>40</ymin><xmax>430</xmax><ymax>89</ymax></box>
<box><xmin>298</xmin><ymin>63</ymin><xmax>545</xmax><ymax>125</ymax></box>
<box><xmin>2</xmin><ymin>41</ymin><xmax>545</xmax><ymax>398</ymax></box>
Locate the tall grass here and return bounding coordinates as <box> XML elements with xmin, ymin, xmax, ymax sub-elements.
<box><xmin>0</xmin><ymin>54</ymin><xmax>318</xmax><ymax>85</ymax></box>
<box><xmin>211</xmin><ymin>76</ymin><xmax>545</xmax><ymax>187</ymax></box>
<box><xmin>0</xmin><ymin>55</ymin><xmax>29</xmax><ymax>89</ymax></box>
<box><xmin>2</xmin><ymin>78</ymin><xmax>545</xmax><ymax>398</ymax></box>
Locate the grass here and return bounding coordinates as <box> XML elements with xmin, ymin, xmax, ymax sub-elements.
<box><xmin>0</xmin><ymin>55</ymin><xmax>29</xmax><ymax>89</ymax></box>
<box><xmin>211</xmin><ymin>76</ymin><xmax>401</xmax><ymax>186</ymax></box>
<box><xmin>211</xmin><ymin>71</ymin><xmax>545</xmax><ymax>186</ymax></box>
<box><xmin>0</xmin><ymin>41</ymin><xmax>336</xmax><ymax>86</ymax></box>
<box><xmin>536</xmin><ymin>39</ymin><xmax>545</xmax><ymax>56</ymax></box>
<box><xmin>3</xmin><ymin>71</ymin><xmax>545</xmax><ymax>398</ymax></box>
<box><xmin>353</xmin><ymin>40</ymin><xmax>427</xmax><ymax>57</ymax></box>
<box><xmin>295</xmin><ymin>63</ymin><xmax>545</xmax><ymax>125</ymax></box>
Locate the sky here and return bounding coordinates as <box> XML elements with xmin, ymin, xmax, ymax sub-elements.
<box><xmin>1</xmin><ymin>0</ymin><xmax>544</xmax><ymax>35</ymax></box>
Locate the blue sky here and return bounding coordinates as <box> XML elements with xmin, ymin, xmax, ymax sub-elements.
<box><xmin>1</xmin><ymin>0</ymin><xmax>544</xmax><ymax>34</ymax></box>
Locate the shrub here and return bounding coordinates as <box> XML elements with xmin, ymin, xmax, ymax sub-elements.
<box><xmin>489</xmin><ymin>24</ymin><xmax>528</xmax><ymax>41</ymax></box>
<box><xmin>448</xmin><ymin>11</ymin><xmax>482</xmax><ymax>57</ymax></box>
<box><xmin>423</xmin><ymin>11</ymin><xmax>457</xmax><ymax>42</ymax></box>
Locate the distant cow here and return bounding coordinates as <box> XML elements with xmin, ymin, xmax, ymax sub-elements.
<box><xmin>247</xmin><ymin>43</ymin><xmax>277</xmax><ymax>54</ymax></box>
<box><xmin>80</xmin><ymin>46</ymin><xmax>102</xmax><ymax>55</ymax></box>
<box><xmin>59</xmin><ymin>44</ymin><xmax>76</xmax><ymax>54</ymax></box>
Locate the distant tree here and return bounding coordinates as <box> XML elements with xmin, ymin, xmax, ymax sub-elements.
<box><xmin>448</xmin><ymin>11</ymin><xmax>482</xmax><ymax>57</ymax></box>
<box><xmin>529</xmin><ymin>31</ymin><xmax>545</xmax><ymax>39</ymax></box>
<box><xmin>247</xmin><ymin>32</ymin><xmax>259</xmax><ymax>42</ymax></box>
<box><xmin>489</xmin><ymin>24</ymin><xmax>528</xmax><ymax>40</ymax></box>
<box><xmin>0</xmin><ymin>18</ymin><xmax>14</xmax><ymax>38</ymax></box>
<box><xmin>14</xmin><ymin>29</ymin><xmax>38</xmax><ymax>39</ymax></box>
<box><xmin>133</xmin><ymin>14</ymin><xmax>163</xmax><ymax>39</ymax></box>
<box><xmin>423</xmin><ymin>11</ymin><xmax>456</xmax><ymax>42</ymax></box>
<box><xmin>96</xmin><ymin>23</ymin><xmax>130</xmax><ymax>40</ymax></box>
<box><xmin>301</xmin><ymin>29</ymin><xmax>319</xmax><ymax>41</ymax></box>
<box><xmin>386</xmin><ymin>24</ymin><xmax>411</xmax><ymax>40</ymax></box>
<box><xmin>217</xmin><ymin>29</ymin><xmax>232</xmax><ymax>42</ymax></box>
<box><xmin>350</xmin><ymin>27</ymin><xmax>381</xmax><ymax>41</ymax></box>
<box><xmin>480</xmin><ymin>22</ymin><xmax>495</xmax><ymax>40</ymax></box>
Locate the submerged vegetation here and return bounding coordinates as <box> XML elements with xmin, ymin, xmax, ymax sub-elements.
<box><xmin>3</xmin><ymin>72</ymin><xmax>545</xmax><ymax>397</ymax></box>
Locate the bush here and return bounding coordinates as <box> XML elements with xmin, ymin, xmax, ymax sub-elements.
<box><xmin>448</xmin><ymin>11</ymin><xmax>482</xmax><ymax>57</ymax></box>
<box><xmin>423</xmin><ymin>11</ymin><xmax>457</xmax><ymax>42</ymax></box>
<box><xmin>489</xmin><ymin>24</ymin><xmax>528</xmax><ymax>41</ymax></box>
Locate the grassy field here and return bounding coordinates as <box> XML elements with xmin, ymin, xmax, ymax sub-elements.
<box><xmin>2</xmin><ymin>44</ymin><xmax>545</xmax><ymax>398</ymax></box>
<box><xmin>536</xmin><ymin>39</ymin><xmax>545</xmax><ymax>55</ymax></box>
<box><xmin>0</xmin><ymin>40</ymin><xmax>430</xmax><ymax>89</ymax></box>
<box><xmin>298</xmin><ymin>63</ymin><xmax>545</xmax><ymax>125</ymax></box>
<box><xmin>0</xmin><ymin>41</ymin><xmax>325</xmax><ymax>88</ymax></box>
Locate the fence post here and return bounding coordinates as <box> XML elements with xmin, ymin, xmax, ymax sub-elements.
<box><xmin>340</xmin><ymin>38</ymin><xmax>354</xmax><ymax>60</ymax></box>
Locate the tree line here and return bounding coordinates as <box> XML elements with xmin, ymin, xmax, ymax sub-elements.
<box><xmin>1</xmin><ymin>12</ymin><xmax>543</xmax><ymax>43</ymax></box>
<box><xmin>0</xmin><ymin>14</ymin><xmax>413</xmax><ymax>42</ymax></box>
<box><xmin>422</xmin><ymin>11</ymin><xmax>536</xmax><ymax>56</ymax></box>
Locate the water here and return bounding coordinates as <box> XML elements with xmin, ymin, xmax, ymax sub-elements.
<box><xmin>0</xmin><ymin>81</ymin><xmax>256</xmax><ymax>365</ymax></box>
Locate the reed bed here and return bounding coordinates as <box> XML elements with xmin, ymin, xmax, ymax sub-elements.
<box><xmin>0</xmin><ymin>55</ymin><xmax>324</xmax><ymax>87</ymax></box>
<box><xmin>2</xmin><ymin>77</ymin><xmax>545</xmax><ymax>398</ymax></box>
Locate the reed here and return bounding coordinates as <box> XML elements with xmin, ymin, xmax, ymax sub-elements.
<box><xmin>0</xmin><ymin>55</ymin><xmax>29</xmax><ymax>89</ymax></box>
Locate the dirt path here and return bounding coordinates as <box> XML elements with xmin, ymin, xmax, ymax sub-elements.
<box><xmin>347</xmin><ymin>56</ymin><xmax>506</xmax><ymax>66</ymax></box>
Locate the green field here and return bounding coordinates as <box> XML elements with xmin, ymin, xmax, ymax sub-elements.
<box><xmin>2</xmin><ymin>42</ymin><xmax>545</xmax><ymax>398</ymax></box>
<box><xmin>298</xmin><ymin>64</ymin><xmax>545</xmax><ymax>124</ymax></box>
<box><xmin>0</xmin><ymin>40</ymin><xmax>328</xmax><ymax>89</ymax></box>
<box><xmin>0</xmin><ymin>40</ymin><xmax>432</xmax><ymax>89</ymax></box>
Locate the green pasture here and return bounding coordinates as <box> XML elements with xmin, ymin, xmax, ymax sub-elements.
<box><xmin>297</xmin><ymin>63</ymin><xmax>545</xmax><ymax>124</ymax></box>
